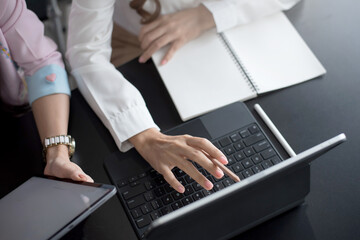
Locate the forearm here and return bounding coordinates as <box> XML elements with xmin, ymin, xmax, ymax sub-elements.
<box><xmin>67</xmin><ymin>0</ymin><xmax>159</xmax><ymax>152</ymax></box>
<box><xmin>31</xmin><ymin>93</ymin><xmax>69</xmax><ymax>142</ymax></box>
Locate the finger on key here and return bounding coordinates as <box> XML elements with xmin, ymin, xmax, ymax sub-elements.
<box><xmin>187</xmin><ymin>137</ymin><xmax>228</xmax><ymax>165</ymax></box>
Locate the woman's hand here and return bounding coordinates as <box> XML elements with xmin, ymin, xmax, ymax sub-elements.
<box><xmin>138</xmin><ymin>4</ymin><xmax>215</xmax><ymax>65</ymax></box>
<box><xmin>44</xmin><ymin>145</ymin><xmax>94</xmax><ymax>182</ymax></box>
<box><xmin>129</xmin><ymin>128</ymin><xmax>227</xmax><ymax>193</ymax></box>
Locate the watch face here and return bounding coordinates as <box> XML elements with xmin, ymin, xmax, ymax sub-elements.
<box><xmin>69</xmin><ymin>138</ymin><xmax>76</xmax><ymax>156</ymax></box>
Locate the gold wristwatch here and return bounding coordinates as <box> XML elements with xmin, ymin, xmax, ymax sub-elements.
<box><xmin>43</xmin><ymin>135</ymin><xmax>76</xmax><ymax>160</ymax></box>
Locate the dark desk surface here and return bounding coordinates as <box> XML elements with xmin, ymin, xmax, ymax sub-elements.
<box><xmin>2</xmin><ymin>0</ymin><xmax>360</xmax><ymax>239</ymax></box>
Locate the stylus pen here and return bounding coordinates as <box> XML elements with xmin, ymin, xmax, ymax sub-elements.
<box><xmin>211</xmin><ymin>158</ymin><xmax>240</xmax><ymax>183</ymax></box>
<box><xmin>254</xmin><ymin>104</ymin><xmax>297</xmax><ymax>157</ymax></box>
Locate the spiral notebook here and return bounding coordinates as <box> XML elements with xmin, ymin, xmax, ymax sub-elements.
<box><xmin>152</xmin><ymin>12</ymin><xmax>326</xmax><ymax>121</ymax></box>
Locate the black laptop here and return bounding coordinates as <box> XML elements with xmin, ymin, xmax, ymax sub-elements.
<box><xmin>104</xmin><ymin>101</ymin><xmax>345</xmax><ymax>239</ymax></box>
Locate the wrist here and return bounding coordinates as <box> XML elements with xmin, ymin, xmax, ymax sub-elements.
<box><xmin>45</xmin><ymin>145</ymin><xmax>70</xmax><ymax>163</ymax></box>
<box><xmin>196</xmin><ymin>4</ymin><xmax>216</xmax><ymax>32</ymax></box>
<box><xmin>129</xmin><ymin>128</ymin><xmax>162</xmax><ymax>148</ymax></box>
<box><xmin>43</xmin><ymin>135</ymin><xmax>76</xmax><ymax>163</ymax></box>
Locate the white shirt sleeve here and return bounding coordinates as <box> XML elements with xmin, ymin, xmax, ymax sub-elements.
<box><xmin>66</xmin><ymin>0</ymin><xmax>159</xmax><ymax>152</ymax></box>
<box><xmin>202</xmin><ymin>0</ymin><xmax>301</xmax><ymax>33</ymax></box>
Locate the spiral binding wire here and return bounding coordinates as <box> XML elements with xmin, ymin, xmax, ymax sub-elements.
<box><xmin>218</xmin><ymin>33</ymin><xmax>259</xmax><ymax>93</ymax></box>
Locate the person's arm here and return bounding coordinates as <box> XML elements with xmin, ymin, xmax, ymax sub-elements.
<box><xmin>138</xmin><ymin>0</ymin><xmax>301</xmax><ymax>64</ymax></box>
<box><xmin>203</xmin><ymin>0</ymin><xmax>301</xmax><ymax>33</ymax></box>
<box><xmin>32</xmin><ymin>94</ymin><xmax>93</xmax><ymax>182</ymax></box>
<box><xmin>2</xmin><ymin>0</ymin><xmax>92</xmax><ymax>181</ymax></box>
<box><xmin>67</xmin><ymin>0</ymin><xmax>228</xmax><ymax>193</ymax></box>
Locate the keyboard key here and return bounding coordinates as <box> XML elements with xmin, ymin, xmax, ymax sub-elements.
<box><xmin>219</xmin><ymin>137</ymin><xmax>231</xmax><ymax>147</ymax></box>
<box><xmin>154</xmin><ymin>187</ymin><xmax>166</xmax><ymax>197</ymax></box>
<box><xmin>251</xmin><ymin>154</ymin><xmax>263</xmax><ymax>164</ymax></box>
<box><xmin>150</xmin><ymin>211</ymin><xmax>161</xmax><ymax>220</ymax></box>
<box><xmin>122</xmin><ymin>185</ymin><xmax>146</xmax><ymax>200</ymax></box>
<box><xmin>248</xmin><ymin>124</ymin><xmax>260</xmax><ymax>134</ymax></box>
<box><xmin>192</xmin><ymin>182</ymin><xmax>202</xmax><ymax>191</ymax></box>
<box><xmin>237</xmin><ymin>173</ymin><xmax>245</xmax><ymax>180</ymax></box>
<box><xmin>242</xmin><ymin>169</ymin><xmax>254</xmax><ymax>178</ymax></box>
<box><xmin>244</xmin><ymin>147</ymin><xmax>255</xmax><ymax>157</ymax></box>
<box><xmin>254</xmin><ymin>140</ymin><xmax>270</xmax><ymax>152</ymax></box>
<box><xmin>239</xmin><ymin>129</ymin><xmax>250</xmax><ymax>138</ymax></box>
<box><xmin>173</xmin><ymin>168</ymin><xmax>186</xmax><ymax>178</ymax></box>
<box><xmin>230</xmin><ymin>133</ymin><xmax>241</xmax><ymax>142</ymax></box>
<box><xmin>128</xmin><ymin>175</ymin><xmax>138</xmax><ymax>183</ymax></box>
<box><xmin>164</xmin><ymin>184</ymin><xmax>174</xmax><ymax>193</ymax></box>
<box><xmin>149</xmin><ymin>169</ymin><xmax>159</xmax><ymax>178</ymax></box>
<box><xmin>117</xmin><ymin>179</ymin><xmax>127</xmax><ymax>188</ymax></box>
<box><xmin>227</xmin><ymin>156</ymin><xmax>235</xmax><ymax>166</ymax></box>
<box><xmin>144</xmin><ymin>192</ymin><xmax>154</xmax><ymax>202</ymax></box>
<box><xmin>127</xmin><ymin>195</ymin><xmax>146</xmax><ymax>209</ymax></box>
<box><xmin>131</xmin><ymin>208</ymin><xmax>142</xmax><ymax>219</ymax></box>
<box><xmin>161</xmin><ymin>206</ymin><xmax>172</xmax><ymax>215</ymax></box>
<box><xmin>224</xmin><ymin>146</ymin><xmax>235</xmax><ymax>156</ymax></box>
<box><xmin>154</xmin><ymin>176</ymin><xmax>166</xmax><ymax>185</ymax></box>
<box><xmin>261</xmin><ymin>160</ymin><xmax>273</xmax><ymax>169</ymax></box>
<box><xmin>151</xmin><ymin>199</ymin><xmax>163</xmax><ymax>210</ymax></box>
<box><xmin>182</xmin><ymin>197</ymin><xmax>194</xmax><ymax>206</ymax></box>
<box><xmin>172</xmin><ymin>191</ymin><xmax>184</xmax><ymax>201</ymax></box>
<box><xmin>178</xmin><ymin>177</ymin><xmax>186</xmax><ymax>186</ymax></box>
<box><xmin>213</xmin><ymin>182</ymin><xmax>225</xmax><ymax>191</ymax></box>
<box><xmin>135</xmin><ymin>215</ymin><xmax>151</xmax><ymax>228</ymax></box>
<box><xmin>184</xmin><ymin>175</ymin><xmax>194</xmax><ymax>184</ymax></box>
<box><xmin>222</xmin><ymin>178</ymin><xmax>234</xmax><ymax>187</ymax></box>
<box><xmin>271</xmin><ymin>157</ymin><xmax>282</xmax><ymax>165</ymax></box>
<box><xmin>202</xmin><ymin>189</ymin><xmax>214</xmax><ymax>196</ymax></box>
<box><xmin>233</xmin><ymin>142</ymin><xmax>244</xmax><ymax>151</ymax></box>
<box><xmin>260</xmin><ymin>148</ymin><xmax>276</xmax><ymax>159</ymax></box>
<box><xmin>171</xmin><ymin>201</ymin><xmax>184</xmax><ymax>210</ymax></box>
<box><xmin>141</xmin><ymin>203</ymin><xmax>152</xmax><ymax>214</ymax></box>
<box><xmin>243</xmin><ymin>133</ymin><xmax>265</xmax><ymax>146</ymax></box>
<box><xmin>130</xmin><ymin>181</ymin><xmax>141</xmax><ymax>187</ymax></box>
<box><xmin>252</xmin><ymin>164</ymin><xmax>263</xmax><ymax>173</ymax></box>
<box><xmin>162</xmin><ymin>194</ymin><xmax>174</xmax><ymax>205</ymax></box>
<box><xmin>232</xmin><ymin>162</ymin><xmax>244</xmax><ymax>173</ymax></box>
<box><xmin>138</xmin><ymin>172</ymin><xmax>147</xmax><ymax>179</ymax></box>
<box><xmin>144</xmin><ymin>181</ymin><xmax>155</xmax><ymax>190</ymax></box>
<box><xmin>184</xmin><ymin>185</ymin><xmax>194</xmax><ymax>196</ymax></box>
<box><xmin>192</xmin><ymin>192</ymin><xmax>204</xmax><ymax>201</ymax></box>
<box><xmin>234</xmin><ymin>152</ymin><xmax>245</xmax><ymax>161</ymax></box>
<box><xmin>241</xmin><ymin>159</ymin><xmax>254</xmax><ymax>169</ymax></box>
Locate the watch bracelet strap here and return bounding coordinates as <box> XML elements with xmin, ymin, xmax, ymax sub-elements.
<box><xmin>43</xmin><ymin>135</ymin><xmax>73</xmax><ymax>161</ymax></box>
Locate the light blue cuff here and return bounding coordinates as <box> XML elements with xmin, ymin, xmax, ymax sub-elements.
<box><xmin>26</xmin><ymin>64</ymin><xmax>71</xmax><ymax>105</ymax></box>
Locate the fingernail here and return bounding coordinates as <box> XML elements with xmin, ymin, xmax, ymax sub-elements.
<box><xmin>205</xmin><ymin>180</ymin><xmax>213</xmax><ymax>190</ymax></box>
<box><xmin>79</xmin><ymin>174</ymin><xmax>86</xmax><ymax>179</ymax></box>
<box><xmin>139</xmin><ymin>57</ymin><xmax>144</xmax><ymax>63</ymax></box>
<box><xmin>216</xmin><ymin>169</ymin><xmax>224</xmax><ymax>178</ymax></box>
<box><xmin>220</xmin><ymin>156</ymin><xmax>228</xmax><ymax>164</ymax></box>
<box><xmin>177</xmin><ymin>185</ymin><xmax>185</xmax><ymax>193</ymax></box>
<box><xmin>161</xmin><ymin>59</ymin><xmax>167</xmax><ymax>65</ymax></box>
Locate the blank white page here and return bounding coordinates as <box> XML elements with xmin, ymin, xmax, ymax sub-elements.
<box><xmin>153</xmin><ymin>29</ymin><xmax>256</xmax><ymax>121</ymax></box>
<box><xmin>224</xmin><ymin>12</ymin><xmax>326</xmax><ymax>94</ymax></box>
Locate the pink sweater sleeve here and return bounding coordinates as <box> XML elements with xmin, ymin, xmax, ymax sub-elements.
<box><xmin>0</xmin><ymin>0</ymin><xmax>64</xmax><ymax>75</ymax></box>
<box><xmin>0</xmin><ymin>0</ymin><xmax>70</xmax><ymax>104</ymax></box>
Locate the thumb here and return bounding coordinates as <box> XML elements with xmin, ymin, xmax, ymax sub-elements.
<box><xmin>71</xmin><ymin>171</ymin><xmax>94</xmax><ymax>183</ymax></box>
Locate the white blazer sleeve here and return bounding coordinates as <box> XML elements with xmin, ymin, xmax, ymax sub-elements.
<box><xmin>66</xmin><ymin>0</ymin><xmax>159</xmax><ymax>152</ymax></box>
<box><xmin>202</xmin><ymin>0</ymin><xmax>301</xmax><ymax>32</ymax></box>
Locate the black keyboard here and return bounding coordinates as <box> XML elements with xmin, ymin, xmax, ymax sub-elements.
<box><xmin>116</xmin><ymin>123</ymin><xmax>282</xmax><ymax>238</ymax></box>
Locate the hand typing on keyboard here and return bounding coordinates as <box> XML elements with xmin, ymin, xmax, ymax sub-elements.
<box><xmin>129</xmin><ymin>128</ymin><xmax>227</xmax><ymax>193</ymax></box>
